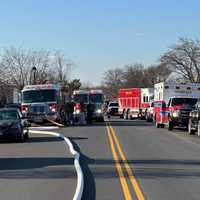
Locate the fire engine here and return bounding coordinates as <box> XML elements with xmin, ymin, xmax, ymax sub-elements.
<box><xmin>21</xmin><ymin>84</ymin><xmax>66</xmax><ymax>123</ymax></box>
<box><xmin>73</xmin><ymin>89</ymin><xmax>104</xmax><ymax>122</ymax></box>
<box><xmin>118</xmin><ymin>88</ymin><xmax>153</xmax><ymax>119</ymax></box>
<box><xmin>154</xmin><ymin>82</ymin><xmax>200</xmax><ymax>130</ymax></box>
<box><xmin>118</xmin><ymin>88</ymin><xmax>141</xmax><ymax>119</ymax></box>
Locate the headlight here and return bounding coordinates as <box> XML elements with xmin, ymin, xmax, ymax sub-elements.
<box><xmin>75</xmin><ymin>110</ymin><xmax>80</xmax><ymax>114</ymax></box>
<box><xmin>96</xmin><ymin>109</ymin><xmax>102</xmax><ymax>114</ymax></box>
<box><xmin>172</xmin><ymin>110</ymin><xmax>179</xmax><ymax>118</ymax></box>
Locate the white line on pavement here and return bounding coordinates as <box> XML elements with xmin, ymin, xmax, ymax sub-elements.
<box><xmin>29</xmin><ymin>128</ymin><xmax>84</xmax><ymax>200</ymax></box>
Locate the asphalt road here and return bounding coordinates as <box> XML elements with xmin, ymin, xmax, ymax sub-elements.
<box><xmin>2</xmin><ymin>118</ymin><xmax>200</xmax><ymax>199</ymax></box>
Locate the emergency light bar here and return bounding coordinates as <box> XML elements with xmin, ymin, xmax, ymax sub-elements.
<box><xmin>23</xmin><ymin>84</ymin><xmax>60</xmax><ymax>91</ymax></box>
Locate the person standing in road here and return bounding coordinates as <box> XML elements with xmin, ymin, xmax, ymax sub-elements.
<box><xmin>79</xmin><ymin>101</ymin><xmax>86</xmax><ymax>125</ymax></box>
<box><xmin>87</xmin><ymin>102</ymin><xmax>94</xmax><ymax>124</ymax></box>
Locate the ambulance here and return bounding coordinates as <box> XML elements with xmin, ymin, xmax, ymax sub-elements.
<box><xmin>154</xmin><ymin>82</ymin><xmax>200</xmax><ymax>130</ymax></box>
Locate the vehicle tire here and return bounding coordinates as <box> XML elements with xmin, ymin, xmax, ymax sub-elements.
<box><xmin>156</xmin><ymin>122</ymin><xmax>160</xmax><ymax>128</ymax></box>
<box><xmin>168</xmin><ymin>121</ymin><xmax>173</xmax><ymax>131</ymax></box>
<box><xmin>17</xmin><ymin>132</ymin><xmax>24</xmax><ymax>143</ymax></box>
<box><xmin>99</xmin><ymin>117</ymin><xmax>104</xmax><ymax>122</ymax></box>
<box><xmin>107</xmin><ymin>115</ymin><xmax>111</xmax><ymax>119</ymax></box>
<box><xmin>123</xmin><ymin>111</ymin><xmax>128</xmax><ymax>120</ymax></box>
<box><xmin>120</xmin><ymin>114</ymin><xmax>123</xmax><ymax>119</ymax></box>
<box><xmin>24</xmin><ymin>130</ymin><xmax>29</xmax><ymax>140</ymax></box>
<box><xmin>160</xmin><ymin>124</ymin><xmax>165</xmax><ymax>128</ymax></box>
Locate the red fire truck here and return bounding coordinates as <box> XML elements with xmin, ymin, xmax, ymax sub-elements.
<box><xmin>73</xmin><ymin>89</ymin><xmax>105</xmax><ymax>122</ymax></box>
<box><xmin>21</xmin><ymin>84</ymin><xmax>66</xmax><ymax>123</ymax></box>
<box><xmin>154</xmin><ymin>82</ymin><xmax>200</xmax><ymax>130</ymax></box>
<box><xmin>118</xmin><ymin>88</ymin><xmax>153</xmax><ymax>119</ymax></box>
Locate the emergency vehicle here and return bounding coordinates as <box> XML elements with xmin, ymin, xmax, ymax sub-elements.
<box><xmin>118</xmin><ymin>88</ymin><xmax>153</xmax><ymax>119</ymax></box>
<box><xmin>73</xmin><ymin>89</ymin><xmax>104</xmax><ymax>122</ymax></box>
<box><xmin>154</xmin><ymin>82</ymin><xmax>200</xmax><ymax>130</ymax></box>
<box><xmin>141</xmin><ymin>88</ymin><xmax>154</xmax><ymax>119</ymax></box>
<box><xmin>21</xmin><ymin>84</ymin><xmax>66</xmax><ymax>123</ymax></box>
<box><xmin>118</xmin><ymin>88</ymin><xmax>141</xmax><ymax>119</ymax></box>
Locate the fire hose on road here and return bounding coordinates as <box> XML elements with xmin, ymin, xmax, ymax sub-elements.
<box><xmin>29</xmin><ymin>127</ymin><xmax>84</xmax><ymax>200</ymax></box>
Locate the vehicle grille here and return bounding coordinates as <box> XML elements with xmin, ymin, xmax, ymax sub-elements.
<box><xmin>29</xmin><ymin>106</ymin><xmax>46</xmax><ymax>114</ymax></box>
<box><xmin>180</xmin><ymin>110</ymin><xmax>190</xmax><ymax>118</ymax></box>
<box><xmin>111</xmin><ymin>108</ymin><xmax>118</xmax><ymax>113</ymax></box>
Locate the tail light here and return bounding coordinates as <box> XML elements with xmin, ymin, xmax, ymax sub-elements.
<box><xmin>21</xmin><ymin>105</ymin><xmax>28</xmax><ymax>113</ymax></box>
<box><xmin>49</xmin><ymin>104</ymin><xmax>57</xmax><ymax>112</ymax></box>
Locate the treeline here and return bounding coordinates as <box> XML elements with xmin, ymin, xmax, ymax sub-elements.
<box><xmin>0</xmin><ymin>47</ymin><xmax>81</xmax><ymax>104</ymax></box>
<box><xmin>0</xmin><ymin>47</ymin><xmax>81</xmax><ymax>98</ymax></box>
<box><xmin>102</xmin><ymin>38</ymin><xmax>200</xmax><ymax>99</ymax></box>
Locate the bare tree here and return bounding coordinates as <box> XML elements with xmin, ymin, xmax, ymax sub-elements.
<box><xmin>144</xmin><ymin>63</ymin><xmax>172</xmax><ymax>86</ymax></box>
<box><xmin>0</xmin><ymin>47</ymin><xmax>75</xmax><ymax>90</ymax></box>
<box><xmin>102</xmin><ymin>68</ymin><xmax>124</xmax><ymax>99</ymax></box>
<box><xmin>123</xmin><ymin>64</ymin><xmax>146</xmax><ymax>87</ymax></box>
<box><xmin>160</xmin><ymin>38</ymin><xmax>200</xmax><ymax>83</ymax></box>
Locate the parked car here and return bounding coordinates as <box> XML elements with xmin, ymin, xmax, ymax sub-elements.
<box><xmin>106</xmin><ymin>102</ymin><xmax>119</xmax><ymax>118</ymax></box>
<box><xmin>188</xmin><ymin>100</ymin><xmax>200</xmax><ymax>135</ymax></box>
<box><xmin>0</xmin><ymin>108</ymin><xmax>29</xmax><ymax>142</ymax></box>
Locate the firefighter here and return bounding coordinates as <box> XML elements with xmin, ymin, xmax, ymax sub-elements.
<box><xmin>87</xmin><ymin>102</ymin><xmax>95</xmax><ymax>124</ymax></box>
<box><xmin>79</xmin><ymin>101</ymin><xmax>86</xmax><ymax>125</ymax></box>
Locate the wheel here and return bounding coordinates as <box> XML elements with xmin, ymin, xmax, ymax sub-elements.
<box><xmin>160</xmin><ymin>124</ymin><xmax>165</xmax><ymax>128</ymax></box>
<box><xmin>17</xmin><ymin>132</ymin><xmax>24</xmax><ymax>143</ymax></box>
<box><xmin>99</xmin><ymin>117</ymin><xmax>104</xmax><ymax>122</ymax></box>
<box><xmin>24</xmin><ymin>130</ymin><xmax>29</xmax><ymax>140</ymax></box>
<box><xmin>156</xmin><ymin>122</ymin><xmax>160</xmax><ymax>128</ymax></box>
<box><xmin>107</xmin><ymin>115</ymin><xmax>111</xmax><ymax>119</ymax></box>
<box><xmin>123</xmin><ymin>111</ymin><xmax>128</xmax><ymax>120</ymax></box>
<box><xmin>168</xmin><ymin>121</ymin><xmax>173</xmax><ymax>131</ymax></box>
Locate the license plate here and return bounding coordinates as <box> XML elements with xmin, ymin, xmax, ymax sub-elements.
<box><xmin>34</xmin><ymin>117</ymin><xmax>43</xmax><ymax>123</ymax></box>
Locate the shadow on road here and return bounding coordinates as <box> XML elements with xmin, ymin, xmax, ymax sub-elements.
<box><xmin>69</xmin><ymin>138</ymin><xmax>96</xmax><ymax>200</ymax></box>
<box><xmin>0</xmin><ymin>157</ymin><xmax>75</xmax><ymax>179</ymax></box>
<box><xmin>27</xmin><ymin>136</ymin><xmax>62</xmax><ymax>143</ymax></box>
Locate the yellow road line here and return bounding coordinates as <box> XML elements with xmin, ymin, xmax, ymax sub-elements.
<box><xmin>108</xmin><ymin>122</ymin><xmax>145</xmax><ymax>200</ymax></box>
<box><xmin>106</xmin><ymin>125</ymin><xmax>132</xmax><ymax>200</ymax></box>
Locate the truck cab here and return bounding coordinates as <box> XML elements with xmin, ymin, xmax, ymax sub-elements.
<box><xmin>168</xmin><ymin>97</ymin><xmax>197</xmax><ymax>131</ymax></box>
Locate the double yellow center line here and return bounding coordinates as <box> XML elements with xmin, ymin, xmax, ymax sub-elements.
<box><xmin>106</xmin><ymin>122</ymin><xmax>145</xmax><ymax>200</ymax></box>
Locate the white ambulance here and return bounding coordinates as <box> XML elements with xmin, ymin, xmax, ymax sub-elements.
<box><xmin>154</xmin><ymin>82</ymin><xmax>200</xmax><ymax>130</ymax></box>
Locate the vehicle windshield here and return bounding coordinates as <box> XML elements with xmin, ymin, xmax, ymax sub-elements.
<box><xmin>73</xmin><ymin>94</ymin><xmax>89</xmax><ymax>103</ymax></box>
<box><xmin>171</xmin><ymin>98</ymin><xmax>197</xmax><ymax>106</ymax></box>
<box><xmin>109</xmin><ymin>102</ymin><xmax>119</xmax><ymax>107</ymax></box>
<box><xmin>22</xmin><ymin>89</ymin><xmax>57</xmax><ymax>103</ymax></box>
<box><xmin>89</xmin><ymin>94</ymin><xmax>104</xmax><ymax>103</ymax></box>
<box><xmin>0</xmin><ymin>111</ymin><xmax>19</xmax><ymax>120</ymax></box>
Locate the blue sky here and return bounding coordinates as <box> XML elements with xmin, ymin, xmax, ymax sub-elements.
<box><xmin>0</xmin><ymin>0</ymin><xmax>200</xmax><ymax>85</ymax></box>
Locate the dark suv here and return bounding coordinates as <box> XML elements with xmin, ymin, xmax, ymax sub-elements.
<box><xmin>188</xmin><ymin>100</ymin><xmax>200</xmax><ymax>135</ymax></box>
